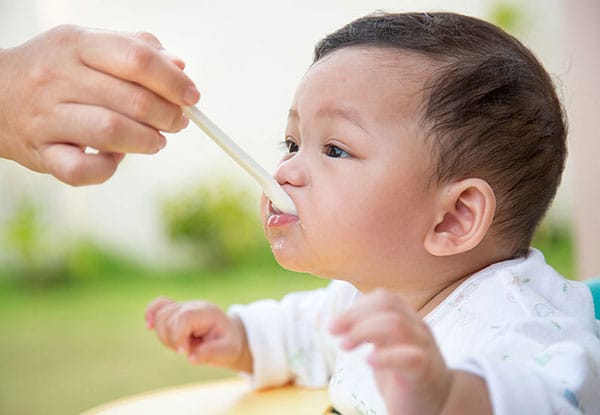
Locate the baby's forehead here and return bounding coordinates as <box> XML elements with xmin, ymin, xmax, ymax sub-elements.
<box><xmin>305</xmin><ymin>47</ymin><xmax>436</xmax><ymax>107</ymax></box>
<box><xmin>318</xmin><ymin>46</ymin><xmax>437</xmax><ymax>81</ymax></box>
<box><xmin>295</xmin><ymin>47</ymin><xmax>435</xmax><ymax>121</ymax></box>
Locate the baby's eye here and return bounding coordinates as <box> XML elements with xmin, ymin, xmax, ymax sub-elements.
<box><xmin>324</xmin><ymin>144</ymin><xmax>350</xmax><ymax>158</ymax></box>
<box><xmin>284</xmin><ymin>138</ymin><xmax>299</xmax><ymax>153</ymax></box>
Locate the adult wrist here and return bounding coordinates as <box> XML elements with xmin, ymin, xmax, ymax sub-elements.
<box><xmin>0</xmin><ymin>47</ymin><xmax>14</xmax><ymax>160</ymax></box>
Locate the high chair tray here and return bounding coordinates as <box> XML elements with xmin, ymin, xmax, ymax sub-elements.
<box><xmin>81</xmin><ymin>377</ymin><xmax>331</xmax><ymax>415</ymax></box>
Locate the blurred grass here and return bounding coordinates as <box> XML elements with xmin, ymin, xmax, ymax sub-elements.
<box><xmin>0</xmin><ymin>219</ymin><xmax>574</xmax><ymax>415</ymax></box>
<box><xmin>0</xmin><ymin>261</ymin><xmax>327</xmax><ymax>415</ymax></box>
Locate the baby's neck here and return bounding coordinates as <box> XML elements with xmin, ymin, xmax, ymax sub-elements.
<box><xmin>415</xmin><ymin>273</ymin><xmax>473</xmax><ymax>317</ymax></box>
<box><xmin>352</xmin><ymin>244</ymin><xmax>513</xmax><ymax>316</ymax></box>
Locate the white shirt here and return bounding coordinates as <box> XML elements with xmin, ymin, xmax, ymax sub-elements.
<box><xmin>230</xmin><ymin>249</ymin><xmax>600</xmax><ymax>414</ymax></box>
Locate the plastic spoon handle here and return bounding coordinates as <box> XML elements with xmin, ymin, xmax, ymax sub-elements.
<box><xmin>182</xmin><ymin>106</ymin><xmax>297</xmax><ymax>215</ymax></box>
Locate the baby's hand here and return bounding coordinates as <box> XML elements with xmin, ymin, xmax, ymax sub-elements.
<box><xmin>145</xmin><ymin>297</ymin><xmax>251</xmax><ymax>372</ymax></box>
<box><xmin>330</xmin><ymin>289</ymin><xmax>453</xmax><ymax>415</ymax></box>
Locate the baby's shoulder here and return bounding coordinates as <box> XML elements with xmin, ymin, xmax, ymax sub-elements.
<box><xmin>434</xmin><ymin>249</ymin><xmax>594</xmax><ymax>325</ymax></box>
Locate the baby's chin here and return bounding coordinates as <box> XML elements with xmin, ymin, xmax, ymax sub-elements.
<box><xmin>268</xmin><ymin>242</ymin><xmax>307</xmax><ymax>273</ymax></box>
<box><xmin>269</xmin><ymin>246</ymin><xmax>337</xmax><ymax>282</ymax></box>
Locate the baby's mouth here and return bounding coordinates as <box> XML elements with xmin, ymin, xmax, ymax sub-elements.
<box><xmin>268</xmin><ymin>200</ymin><xmax>283</xmax><ymax>216</ymax></box>
<box><xmin>266</xmin><ymin>200</ymin><xmax>299</xmax><ymax>226</ymax></box>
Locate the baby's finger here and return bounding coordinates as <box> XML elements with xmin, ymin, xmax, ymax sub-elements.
<box><xmin>368</xmin><ymin>345</ymin><xmax>428</xmax><ymax>382</ymax></box>
<box><xmin>172</xmin><ymin>305</ymin><xmax>218</xmax><ymax>355</ymax></box>
<box><xmin>153</xmin><ymin>303</ymin><xmax>184</xmax><ymax>350</ymax></box>
<box><xmin>145</xmin><ymin>297</ymin><xmax>174</xmax><ymax>329</ymax></box>
<box><xmin>331</xmin><ymin>289</ymin><xmax>413</xmax><ymax>335</ymax></box>
<box><xmin>187</xmin><ymin>334</ymin><xmax>233</xmax><ymax>367</ymax></box>
<box><xmin>339</xmin><ymin>311</ymin><xmax>415</xmax><ymax>350</ymax></box>
<box><xmin>188</xmin><ymin>339</ymin><xmax>219</xmax><ymax>365</ymax></box>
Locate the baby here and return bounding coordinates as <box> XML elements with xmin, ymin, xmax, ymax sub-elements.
<box><xmin>146</xmin><ymin>12</ymin><xmax>600</xmax><ymax>415</ymax></box>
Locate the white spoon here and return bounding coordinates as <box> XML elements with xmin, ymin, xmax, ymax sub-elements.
<box><xmin>182</xmin><ymin>106</ymin><xmax>297</xmax><ymax>215</ymax></box>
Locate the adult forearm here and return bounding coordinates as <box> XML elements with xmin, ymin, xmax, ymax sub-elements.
<box><xmin>0</xmin><ymin>46</ymin><xmax>18</xmax><ymax>162</ymax></box>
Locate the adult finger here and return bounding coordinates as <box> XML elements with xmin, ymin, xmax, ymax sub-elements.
<box><xmin>132</xmin><ymin>31</ymin><xmax>163</xmax><ymax>49</ymax></box>
<box><xmin>145</xmin><ymin>297</ymin><xmax>175</xmax><ymax>329</ymax></box>
<box><xmin>77</xmin><ymin>29</ymin><xmax>200</xmax><ymax>106</ymax></box>
<box><xmin>72</xmin><ymin>66</ymin><xmax>188</xmax><ymax>133</ymax></box>
<box><xmin>40</xmin><ymin>144</ymin><xmax>123</xmax><ymax>186</ymax></box>
<box><xmin>132</xmin><ymin>31</ymin><xmax>186</xmax><ymax>70</ymax></box>
<box><xmin>53</xmin><ymin>103</ymin><xmax>167</xmax><ymax>154</ymax></box>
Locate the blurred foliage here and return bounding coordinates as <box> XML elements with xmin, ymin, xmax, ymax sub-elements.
<box><xmin>532</xmin><ymin>219</ymin><xmax>575</xmax><ymax>279</ymax></box>
<box><xmin>0</xmin><ymin>198</ymin><xmax>143</xmax><ymax>288</ymax></box>
<box><xmin>0</xmin><ymin>181</ymin><xmax>274</xmax><ymax>289</ymax></box>
<box><xmin>489</xmin><ymin>2</ymin><xmax>525</xmax><ymax>33</ymax></box>
<box><xmin>4</xmin><ymin>198</ymin><xmax>40</xmax><ymax>264</ymax></box>
<box><xmin>161</xmin><ymin>180</ymin><xmax>270</xmax><ymax>269</ymax></box>
<box><xmin>1</xmin><ymin>198</ymin><xmax>68</xmax><ymax>287</ymax></box>
<box><xmin>64</xmin><ymin>240</ymin><xmax>143</xmax><ymax>281</ymax></box>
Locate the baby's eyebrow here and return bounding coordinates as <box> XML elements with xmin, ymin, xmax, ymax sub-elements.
<box><xmin>288</xmin><ymin>107</ymin><xmax>368</xmax><ymax>133</ymax></box>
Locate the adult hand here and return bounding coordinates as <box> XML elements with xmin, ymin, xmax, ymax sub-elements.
<box><xmin>0</xmin><ymin>25</ymin><xmax>200</xmax><ymax>185</ymax></box>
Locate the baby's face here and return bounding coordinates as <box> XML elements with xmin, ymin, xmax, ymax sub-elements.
<box><xmin>262</xmin><ymin>47</ymin><xmax>439</xmax><ymax>290</ymax></box>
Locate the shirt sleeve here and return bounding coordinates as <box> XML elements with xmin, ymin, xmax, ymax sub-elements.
<box><xmin>453</xmin><ymin>320</ymin><xmax>600</xmax><ymax>414</ymax></box>
<box><xmin>229</xmin><ymin>281</ymin><xmax>355</xmax><ymax>390</ymax></box>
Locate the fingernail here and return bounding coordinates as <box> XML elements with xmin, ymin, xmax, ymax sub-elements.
<box><xmin>158</xmin><ymin>135</ymin><xmax>167</xmax><ymax>150</ymax></box>
<box><xmin>146</xmin><ymin>320</ymin><xmax>153</xmax><ymax>329</ymax></box>
<box><xmin>177</xmin><ymin>346</ymin><xmax>186</xmax><ymax>354</ymax></box>
<box><xmin>165</xmin><ymin>52</ymin><xmax>185</xmax><ymax>65</ymax></box>
<box><xmin>183</xmin><ymin>85</ymin><xmax>200</xmax><ymax>105</ymax></box>
<box><xmin>178</xmin><ymin>115</ymin><xmax>190</xmax><ymax>129</ymax></box>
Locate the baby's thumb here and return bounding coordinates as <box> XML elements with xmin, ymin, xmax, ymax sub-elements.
<box><xmin>187</xmin><ymin>343</ymin><xmax>214</xmax><ymax>365</ymax></box>
<box><xmin>187</xmin><ymin>337</ymin><xmax>232</xmax><ymax>367</ymax></box>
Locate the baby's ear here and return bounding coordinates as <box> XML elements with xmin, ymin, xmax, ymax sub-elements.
<box><xmin>424</xmin><ymin>178</ymin><xmax>496</xmax><ymax>256</ymax></box>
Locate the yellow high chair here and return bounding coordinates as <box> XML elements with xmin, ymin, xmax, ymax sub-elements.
<box><xmin>81</xmin><ymin>377</ymin><xmax>332</xmax><ymax>415</ymax></box>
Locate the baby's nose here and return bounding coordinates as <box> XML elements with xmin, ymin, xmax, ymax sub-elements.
<box><xmin>274</xmin><ymin>154</ymin><xmax>307</xmax><ymax>187</ymax></box>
